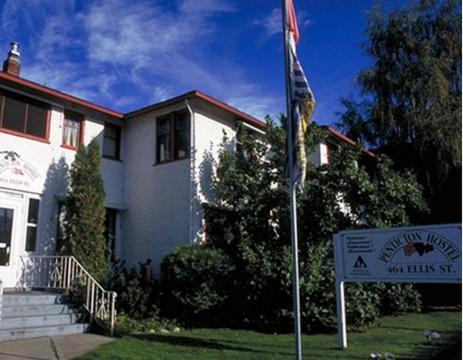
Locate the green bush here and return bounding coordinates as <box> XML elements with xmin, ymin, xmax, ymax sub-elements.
<box><xmin>114</xmin><ymin>313</ymin><xmax>178</xmax><ymax>336</ymax></box>
<box><xmin>299</xmin><ymin>243</ymin><xmax>336</xmax><ymax>332</ymax></box>
<box><xmin>198</xmin><ymin>121</ymin><xmax>426</xmax><ymax>332</ymax></box>
<box><xmin>345</xmin><ymin>284</ymin><xmax>381</xmax><ymax>328</ymax></box>
<box><xmin>106</xmin><ymin>259</ymin><xmax>160</xmax><ymax>319</ymax></box>
<box><xmin>378</xmin><ymin>283</ymin><xmax>422</xmax><ymax>314</ymax></box>
<box><xmin>161</xmin><ymin>244</ymin><xmax>235</xmax><ymax>326</ymax></box>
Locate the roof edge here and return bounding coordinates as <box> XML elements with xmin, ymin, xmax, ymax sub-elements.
<box><xmin>0</xmin><ymin>72</ymin><xmax>124</xmax><ymax>118</ymax></box>
<box><xmin>327</xmin><ymin>127</ymin><xmax>375</xmax><ymax>157</ymax></box>
<box><xmin>124</xmin><ymin>90</ymin><xmax>267</xmax><ymax>130</ymax></box>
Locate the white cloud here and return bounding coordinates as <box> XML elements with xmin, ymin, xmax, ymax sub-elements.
<box><xmin>152</xmin><ymin>86</ymin><xmax>174</xmax><ymax>103</ymax></box>
<box><xmin>255</xmin><ymin>7</ymin><xmax>312</xmax><ymax>38</ymax></box>
<box><xmin>179</xmin><ymin>0</ymin><xmax>234</xmax><ymax>14</ymax></box>
<box><xmin>227</xmin><ymin>94</ymin><xmax>278</xmax><ymax>120</ymax></box>
<box><xmin>0</xmin><ymin>0</ymin><xmax>280</xmax><ymax>119</ymax></box>
<box><xmin>254</xmin><ymin>8</ymin><xmax>282</xmax><ymax>37</ymax></box>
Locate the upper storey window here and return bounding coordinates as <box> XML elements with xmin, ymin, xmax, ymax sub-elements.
<box><xmin>156</xmin><ymin>111</ymin><xmax>190</xmax><ymax>164</ymax></box>
<box><xmin>103</xmin><ymin>123</ymin><xmax>121</xmax><ymax>160</ymax></box>
<box><xmin>0</xmin><ymin>90</ymin><xmax>49</xmax><ymax>140</ymax></box>
<box><xmin>62</xmin><ymin>110</ymin><xmax>83</xmax><ymax>149</ymax></box>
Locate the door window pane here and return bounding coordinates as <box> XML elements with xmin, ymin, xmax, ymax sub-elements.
<box><xmin>0</xmin><ymin>208</ymin><xmax>13</xmax><ymax>266</ymax></box>
<box><xmin>25</xmin><ymin>198</ymin><xmax>39</xmax><ymax>252</ymax></box>
<box><xmin>25</xmin><ymin>227</ymin><xmax>37</xmax><ymax>252</ymax></box>
<box><xmin>3</xmin><ymin>97</ymin><xmax>26</xmax><ymax>132</ymax></box>
<box><xmin>27</xmin><ymin>199</ymin><xmax>40</xmax><ymax>223</ymax></box>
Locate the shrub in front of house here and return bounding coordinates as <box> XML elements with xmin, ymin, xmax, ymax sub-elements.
<box><xmin>106</xmin><ymin>259</ymin><xmax>160</xmax><ymax>319</ymax></box>
<box><xmin>161</xmin><ymin>244</ymin><xmax>235</xmax><ymax>326</ymax></box>
<box><xmin>61</xmin><ymin>139</ymin><xmax>109</xmax><ymax>281</ymax></box>
<box><xmin>198</xmin><ymin>121</ymin><xmax>426</xmax><ymax>332</ymax></box>
<box><xmin>114</xmin><ymin>312</ymin><xmax>178</xmax><ymax>336</ymax></box>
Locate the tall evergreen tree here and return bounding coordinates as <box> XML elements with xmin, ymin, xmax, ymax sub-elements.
<box><xmin>62</xmin><ymin>139</ymin><xmax>108</xmax><ymax>281</ymax></box>
<box><xmin>337</xmin><ymin>0</ymin><xmax>461</xmax><ymax>222</ymax></box>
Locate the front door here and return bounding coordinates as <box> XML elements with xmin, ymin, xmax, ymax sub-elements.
<box><xmin>0</xmin><ymin>191</ymin><xmax>23</xmax><ymax>288</ymax></box>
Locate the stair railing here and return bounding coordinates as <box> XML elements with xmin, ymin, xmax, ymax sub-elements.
<box><xmin>20</xmin><ymin>255</ymin><xmax>117</xmax><ymax>335</ymax></box>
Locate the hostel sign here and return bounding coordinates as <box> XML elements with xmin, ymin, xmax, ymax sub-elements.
<box><xmin>337</xmin><ymin>225</ymin><xmax>461</xmax><ymax>283</ymax></box>
<box><xmin>333</xmin><ymin>224</ymin><xmax>461</xmax><ymax>349</ymax></box>
<box><xmin>0</xmin><ymin>150</ymin><xmax>40</xmax><ymax>189</ymax></box>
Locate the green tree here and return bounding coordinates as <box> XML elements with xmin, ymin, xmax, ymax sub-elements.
<box><xmin>61</xmin><ymin>139</ymin><xmax>108</xmax><ymax>281</ymax></box>
<box><xmin>337</xmin><ymin>0</ymin><xmax>461</xmax><ymax>222</ymax></box>
<box><xmin>203</xmin><ymin>120</ymin><xmax>426</xmax><ymax>331</ymax></box>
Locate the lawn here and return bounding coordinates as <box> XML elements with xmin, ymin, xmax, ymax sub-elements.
<box><xmin>78</xmin><ymin>311</ymin><xmax>461</xmax><ymax>360</ymax></box>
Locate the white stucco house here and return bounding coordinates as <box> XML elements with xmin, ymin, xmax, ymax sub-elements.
<box><xmin>0</xmin><ymin>42</ymin><xmax>362</xmax><ymax>289</ymax></box>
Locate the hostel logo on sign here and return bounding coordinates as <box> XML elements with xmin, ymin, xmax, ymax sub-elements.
<box><xmin>378</xmin><ymin>230</ymin><xmax>461</xmax><ymax>277</ymax></box>
<box><xmin>351</xmin><ymin>255</ymin><xmax>370</xmax><ymax>276</ymax></box>
<box><xmin>0</xmin><ymin>150</ymin><xmax>40</xmax><ymax>188</ymax></box>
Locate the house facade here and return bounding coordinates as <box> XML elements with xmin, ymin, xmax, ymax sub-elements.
<box><xmin>0</xmin><ymin>43</ymin><xmax>350</xmax><ymax>287</ymax></box>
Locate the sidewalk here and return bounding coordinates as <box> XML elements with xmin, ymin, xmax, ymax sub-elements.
<box><xmin>0</xmin><ymin>333</ymin><xmax>113</xmax><ymax>360</ymax></box>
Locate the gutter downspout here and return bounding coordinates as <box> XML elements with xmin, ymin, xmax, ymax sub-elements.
<box><xmin>186</xmin><ymin>99</ymin><xmax>196</xmax><ymax>243</ymax></box>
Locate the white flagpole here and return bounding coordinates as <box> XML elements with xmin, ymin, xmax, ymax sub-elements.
<box><xmin>281</xmin><ymin>1</ymin><xmax>302</xmax><ymax>359</ymax></box>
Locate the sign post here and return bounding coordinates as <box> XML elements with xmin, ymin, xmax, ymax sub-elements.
<box><xmin>333</xmin><ymin>223</ymin><xmax>462</xmax><ymax>349</ymax></box>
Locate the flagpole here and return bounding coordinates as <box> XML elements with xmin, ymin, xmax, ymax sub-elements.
<box><xmin>281</xmin><ymin>1</ymin><xmax>302</xmax><ymax>359</ymax></box>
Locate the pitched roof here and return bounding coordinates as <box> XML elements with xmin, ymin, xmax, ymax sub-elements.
<box><xmin>0</xmin><ymin>72</ymin><xmax>124</xmax><ymax>118</ymax></box>
<box><xmin>0</xmin><ymin>71</ymin><xmax>370</xmax><ymax>155</ymax></box>
<box><xmin>124</xmin><ymin>90</ymin><xmax>266</xmax><ymax>130</ymax></box>
<box><xmin>327</xmin><ymin>127</ymin><xmax>375</xmax><ymax>157</ymax></box>
<box><xmin>0</xmin><ymin>72</ymin><xmax>265</xmax><ymax>129</ymax></box>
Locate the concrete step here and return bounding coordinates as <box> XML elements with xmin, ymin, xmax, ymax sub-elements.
<box><xmin>2</xmin><ymin>313</ymin><xmax>80</xmax><ymax>329</ymax></box>
<box><xmin>0</xmin><ymin>323</ymin><xmax>89</xmax><ymax>341</ymax></box>
<box><xmin>2</xmin><ymin>303</ymin><xmax>74</xmax><ymax>317</ymax></box>
<box><xmin>2</xmin><ymin>293</ymin><xmax>66</xmax><ymax>307</ymax></box>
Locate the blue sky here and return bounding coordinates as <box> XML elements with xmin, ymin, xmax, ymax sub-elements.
<box><xmin>0</xmin><ymin>0</ymin><xmax>407</xmax><ymax>125</ymax></box>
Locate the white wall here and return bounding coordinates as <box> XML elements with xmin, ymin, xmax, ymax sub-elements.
<box><xmin>122</xmin><ymin>103</ymin><xmax>190</xmax><ymax>274</ymax></box>
<box><xmin>308</xmin><ymin>143</ymin><xmax>329</xmax><ymax>166</ymax></box>
<box><xmin>189</xmin><ymin>101</ymin><xmax>237</xmax><ymax>244</ymax></box>
<box><xmin>0</xmin><ymin>96</ymin><xmax>124</xmax><ymax>266</ymax></box>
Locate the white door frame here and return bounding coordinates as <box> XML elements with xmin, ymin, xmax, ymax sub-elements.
<box><xmin>0</xmin><ymin>191</ymin><xmax>24</xmax><ymax>288</ymax></box>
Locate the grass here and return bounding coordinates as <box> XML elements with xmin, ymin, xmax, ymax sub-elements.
<box><xmin>78</xmin><ymin>311</ymin><xmax>461</xmax><ymax>360</ymax></box>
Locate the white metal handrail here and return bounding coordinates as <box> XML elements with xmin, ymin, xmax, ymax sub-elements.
<box><xmin>20</xmin><ymin>255</ymin><xmax>117</xmax><ymax>335</ymax></box>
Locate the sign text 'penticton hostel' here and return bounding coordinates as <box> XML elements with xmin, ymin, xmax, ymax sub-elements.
<box><xmin>335</xmin><ymin>224</ymin><xmax>461</xmax><ymax>283</ymax></box>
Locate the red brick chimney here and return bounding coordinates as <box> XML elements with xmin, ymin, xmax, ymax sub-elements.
<box><xmin>3</xmin><ymin>42</ymin><xmax>20</xmax><ymax>76</ymax></box>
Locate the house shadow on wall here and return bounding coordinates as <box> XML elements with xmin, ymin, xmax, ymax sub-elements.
<box><xmin>192</xmin><ymin>137</ymin><xmax>235</xmax><ymax>244</ymax></box>
<box><xmin>18</xmin><ymin>157</ymin><xmax>69</xmax><ymax>289</ymax></box>
<box><xmin>198</xmin><ymin>137</ymin><xmax>234</xmax><ymax>205</ymax></box>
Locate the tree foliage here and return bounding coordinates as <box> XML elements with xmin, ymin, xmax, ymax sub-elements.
<box><xmin>201</xmin><ymin>120</ymin><xmax>426</xmax><ymax>331</ymax></box>
<box><xmin>61</xmin><ymin>139</ymin><xmax>109</xmax><ymax>281</ymax></box>
<box><xmin>337</xmin><ymin>0</ymin><xmax>461</xmax><ymax>222</ymax></box>
<box><xmin>161</xmin><ymin>245</ymin><xmax>235</xmax><ymax>326</ymax></box>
